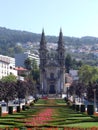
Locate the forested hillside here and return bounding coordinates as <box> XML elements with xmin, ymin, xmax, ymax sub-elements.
<box><xmin>0</xmin><ymin>26</ymin><xmax>98</xmax><ymax>57</ymax></box>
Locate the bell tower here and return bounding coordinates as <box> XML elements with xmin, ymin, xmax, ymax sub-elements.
<box><xmin>57</xmin><ymin>28</ymin><xmax>65</xmax><ymax>66</ymax></box>
<box><xmin>39</xmin><ymin>29</ymin><xmax>48</xmax><ymax>94</ymax></box>
<box><xmin>57</xmin><ymin>29</ymin><xmax>65</xmax><ymax>93</ymax></box>
<box><xmin>39</xmin><ymin>29</ymin><xmax>47</xmax><ymax>69</ymax></box>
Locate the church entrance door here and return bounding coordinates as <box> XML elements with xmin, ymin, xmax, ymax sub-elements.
<box><xmin>49</xmin><ymin>85</ymin><xmax>56</xmax><ymax>94</ymax></box>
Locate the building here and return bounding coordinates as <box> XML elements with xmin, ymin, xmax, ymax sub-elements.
<box><xmin>0</xmin><ymin>55</ymin><xmax>17</xmax><ymax>79</ymax></box>
<box><xmin>15</xmin><ymin>67</ymin><xmax>29</xmax><ymax>81</ymax></box>
<box><xmin>69</xmin><ymin>70</ymin><xmax>79</xmax><ymax>81</ymax></box>
<box><xmin>39</xmin><ymin>29</ymin><xmax>65</xmax><ymax>95</ymax></box>
<box><xmin>15</xmin><ymin>51</ymin><xmax>39</xmax><ymax>67</ymax></box>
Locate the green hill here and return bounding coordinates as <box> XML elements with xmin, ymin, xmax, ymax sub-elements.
<box><xmin>0</xmin><ymin>26</ymin><xmax>98</xmax><ymax>57</ymax></box>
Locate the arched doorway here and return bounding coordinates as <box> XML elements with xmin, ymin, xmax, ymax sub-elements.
<box><xmin>49</xmin><ymin>85</ymin><xmax>56</xmax><ymax>94</ymax></box>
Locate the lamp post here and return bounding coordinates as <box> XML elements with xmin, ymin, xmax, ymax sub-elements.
<box><xmin>42</xmin><ymin>82</ymin><xmax>43</xmax><ymax>97</ymax></box>
<box><xmin>93</xmin><ymin>89</ymin><xmax>96</xmax><ymax>112</ymax></box>
<box><xmin>73</xmin><ymin>90</ymin><xmax>76</xmax><ymax>103</ymax></box>
<box><xmin>65</xmin><ymin>83</ymin><xmax>70</xmax><ymax>99</ymax></box>
<box><xmin>67</xmin><ymin>87</ymin><xmax>68</xmax><ymax>99</ymax></box>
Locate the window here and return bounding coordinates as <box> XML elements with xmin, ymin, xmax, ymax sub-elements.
<box><xmin>10</xmin><ymin>66</ymin><xmax>12</xmax><ymax>69</ymax></box>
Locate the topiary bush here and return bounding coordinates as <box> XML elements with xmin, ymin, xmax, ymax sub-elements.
<box><xmin>25</xmin><ymin>105</ymin><xmax>30</xmax><ymax>109</ymax></box>
<box><xmin>64</xmin><ymin>97</ymin><xmax>68</xmax><ymax>102</ymax></box>
<box><xmin>76</xmin><ymin>105</ymin><xmax>80</xmax><ymax>111</ymax></box>
<box><xmin>80</xmin><ymin>104</ymin><xmax>85</xmax><ymax>113</ymax></box>
<box><xmin>17</xmin><ymin>106</ymin><xmax>21</xmax><ymax>112</ymax></box>
<box><xmin>22</xmin><ymin>105</ymin><xmax>25</xmax><ymax>111</ymax></box>
<box><xmin>30</xmin><ymin>102</ymin><xmax>34</xmax><ymax>106</ymax></box>
<box><xmin>87</xmin><ymin>105</ymin><xmax>94</xmax><ymax>115</ymax></box>
<box><xmin>0</xmin><ymin>106</ymin><xmax>2</xmax><ymax>116</ymax></box>
<box><xmin>8</xmin><ymin>106</ymin><xmax>13</xmax><ymax>114</ymax></box>
<box><xmin>72</xmin><ymin>104</ymin><xmax>76</xmax><ymax>110</ymax></box>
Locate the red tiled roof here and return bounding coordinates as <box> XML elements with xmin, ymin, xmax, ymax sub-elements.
<box><xmin>15</xmin><ymin>67</ymin><xmax>27</xmax><ymax>71</ymax></box>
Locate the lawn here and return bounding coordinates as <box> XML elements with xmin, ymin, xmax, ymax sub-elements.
<box><xmin>0</xmin><ymin>99</ymin><xmax>98</xmax><ymax>129</ymax></box>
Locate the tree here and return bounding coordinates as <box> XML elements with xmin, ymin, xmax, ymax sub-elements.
<box><xmin>32</xmin><ymin>69</ymin><xmax>40</xmax><ymax>82</ymax></box>
<box><xmin>72</xmin><ymin>59</ymin><xmax>83</xmax><ymax>69</ymax></box>
<box><xmin>24</xmin><ymin>58</ymin><xmax>32</xmax><ymax>70</ymax></box>
<box><xmin>3</xmin><ymin>82</ymin><xmax>17</xmax><ymax>102</ymax></box>
<box><xmin>78</xmin><ymin>65</ymin><xmax>98</xmax><ymax>85</ymax></box>
<box><xmin>31</xmin><ymin>59</ymin><xmax>39</xmax><ymax>82</ymax></box>
<box><xmin>65</xmin><ymin>54</ymin><xmax>72</xmax><ymax>73</ymax></box>
<box><xmin>16</xmin><ymin>80</ymin><xmax>28</xmax><ymax>99</ymax></box>
<box><xmin>65</xmin><ymin>54</ymin><xmax>82</xmax><ymax>72</ymax></box>
<box><xmin>68</xmin><ymin>82</ymin><xmax>86</xmax><ymax>100</ymax></box>
<box><xmin>0</xmin><ymin>81</ymin><xmax>17</xmax><ymax>107</ymax></box>
<box><xmin>32</xmin><ymin>59</ymin><xmax>38</xmax><ymax>70</ymax></box>
<box><xmin>1</xmin><ymin>74</ymin><xmax>17</xmax><ymax>83</ymax></box>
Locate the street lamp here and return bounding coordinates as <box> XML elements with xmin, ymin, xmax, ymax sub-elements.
<box><xmin>42</xmin><ymin>82</ymin><xmax>43</xmax><ymax>97</ymax></box>
<box><xmin>93</xmin><ymin>89</ymin><xmax>96</xmax><ymax>112</ymax></box>
<box><xmin>66</xmin><ymin>87</ymin><xmax>68</xmax><ymax>99</ymax></box>
<box><xmin>65</xmin><ymin>83</ymin><xmax>70</xmax><ymax>99</ymax></box>
<box><xmin>73</xmin><ymin>89</ymin><xmax>76</xmax><ymax>103</ymax></box>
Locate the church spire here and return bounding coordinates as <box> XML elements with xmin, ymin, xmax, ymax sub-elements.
<box><xmin>57</xmin><ymin>29</ymin><xmax>65</xmax><ymax>66</ymax></box>
<box><xmin>40</xmin><ymin>29</ymin><xmax>46</xmax><ymax>49</ymax></box>
<box><xmin>58</xmin><ymin>28</ymin><xmax>64</xmax><ymax>48</ymax></box>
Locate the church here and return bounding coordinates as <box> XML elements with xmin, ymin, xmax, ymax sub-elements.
<box><xmin>39</xmin><ymin>29</ymin><xmax>65</xmax><ymax>95</ymax></box>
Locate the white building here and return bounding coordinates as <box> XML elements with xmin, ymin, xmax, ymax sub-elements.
<box><xmin>69</xmin><ymin>70</ymin><xmax>79</xmax><ymax>81</ymax></box>
<box><xmin>15</xmin><ymin>51</ymin><xmax>40</xmax><ymax>67</ymax></box>
<box><xmin>0</xmin><ymin>55</ymin><xmax>17</xmax><ymax>79</ymax></box>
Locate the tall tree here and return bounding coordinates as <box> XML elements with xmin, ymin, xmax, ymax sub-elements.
<box><xmin>78</xmin><ymin>65</ymin><xmax>98</xmax><ymax>85</ymax></box>
<box><xmin>65</xmin><ymin>54</ymin><xmax>72</xmax><ymax>73</ymax></box>
<box><xmin>24</xmin><ymin>58</ymin><xmax>32</xmax><ymax>70</ymax></box>
<box><xmin>32</xmin><ymin>59</ymin><xmax>38</xmax><ymax>70</ymax></box>
<box><xmin>31</xmin><ymin>59</ymin><xmax>39</xmax><ymax>82</ymax></box>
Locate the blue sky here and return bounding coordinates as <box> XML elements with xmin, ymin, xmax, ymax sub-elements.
<box><xmin>0</xmin><ymin>0</ymin><xmax>98</xmax><ymax>37</ymax></box>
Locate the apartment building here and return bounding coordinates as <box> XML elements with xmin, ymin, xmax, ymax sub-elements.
<box><xmin>15</xmin><ymin>51</ymin><xmax>40</xmax><ymax>67</ymax></box>
<box><xmin>0</xmin><ymin>55</ymin><xmax>17</xmax><ymax>79</ymax></box>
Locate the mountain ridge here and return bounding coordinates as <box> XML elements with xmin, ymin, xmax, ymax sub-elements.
<box><xmin>0</xmin><ymin>26</ymin><xmax>98</xmax><ymax>44</ymax></box>
<box><xmin>0</xmin><ymin>26</ymin><xmax>98</xmax><ymax>57</ymax></box>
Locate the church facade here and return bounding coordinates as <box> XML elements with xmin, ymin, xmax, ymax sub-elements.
<box><xmin>39</xmin><ymin>30</ymin><xmax>65</xmax><ymax>95</ymax></box>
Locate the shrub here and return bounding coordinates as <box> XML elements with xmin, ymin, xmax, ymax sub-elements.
<box><xmin>17</xmin><ymin>106</ymin><xmax>21</xmax><ymax>112</ymax></box>
<box><xmin>72</xmin><ymin>104</ymin><xmax>76</xmax><ymax>110</ymax></box>
<box><xmin>0</xmin><ymin>107</ymin><xmax>2</xmax><ymax>116</ymax></box>
<box><xmin>64</xmin><ymin>97</ymin><xmax>68</xmax><ymax>102</ymax></box>
<box><xmin>22</xmin><ymin>105</ymin><xmax>25</xmax><ymax>111</ymax></box>
<box><xmin>25</xmin><ymin>105</ymin><xmax>30</xmax><ymax>109</ymax></box>
<box><xmin>87</xmin><ymin>105</ymin><xmax>94</xmax><ymax>115</ymax></box>
<box><xmin>30</xmin><ymin>102</ymin><xmax>34</xmax><ymax>106</ymax></box>
<box><xmin>76</xmin><ymin>105</ymin><xmax>80</xmax><ymax>111</ymax></box>
<box><xmin>8</xmin><ymin>106</ymin><xmax>13</xmax><ymax>114</ymax></box>
<box><xmin>33</xmin><ymin>100</ymin><xmax>36</xmax><ymax>103</ymax></box>
<box><xmin>80</xmin><ymin>105</ymin><xmax>85</xmax><ymax>113</ymax></box>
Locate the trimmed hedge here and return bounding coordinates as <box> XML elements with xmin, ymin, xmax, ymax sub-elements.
<box><xmin>17</xmin><ymin>106</ymin><xmax>21</xmax><ymax>112</ymax></box>
<box><xmin>30</xmin><ymin>102</ymin><xmax>34</xmax><ymax>106</ymax></box>
<box><xmin>25</xmin><ymin>105</ymin><xmax>30</xmax><ymax>109</ymax></box>
<box><xmin>0</xmin><ymin>107</ymin><xmax>2</xmax><ymax>116</ymax></box>
<box><xmin>8</xmin><ymin>106</ymin><xmax>13</xmax><ymax>114</ymax></box>
<box><xmin>80</xmin><ymin>105</ymin><xmax>85</xmax><ymax>113</ymax></box>
<box><xmin>76</xmin><ymin>105</ymin><xmax>80</xmax><ymax>111</ymax></box>
<box><xmin>87</xmin><ymin>105</ymin><xmax>94</xmax><ymax>115</ymax></box>
<box><xmin>72</xmin><ymin>104</ymin><xmax>76</xmax><ymax>110</ymax></box>
<box><xmin>22</xmin><ymin>105</ymin><xmax>25</xmax><ymax>111</ymax></box>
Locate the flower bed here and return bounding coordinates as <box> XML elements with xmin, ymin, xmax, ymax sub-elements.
<box><xmin>25</xmin><ymin>108</ymin><xmax>54</xmax><ymax>127</ymax></box>
<box><xmin>5</xmin><ymin>126</ymin><xmax>98</xmax><ymax>130</ymax></box>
